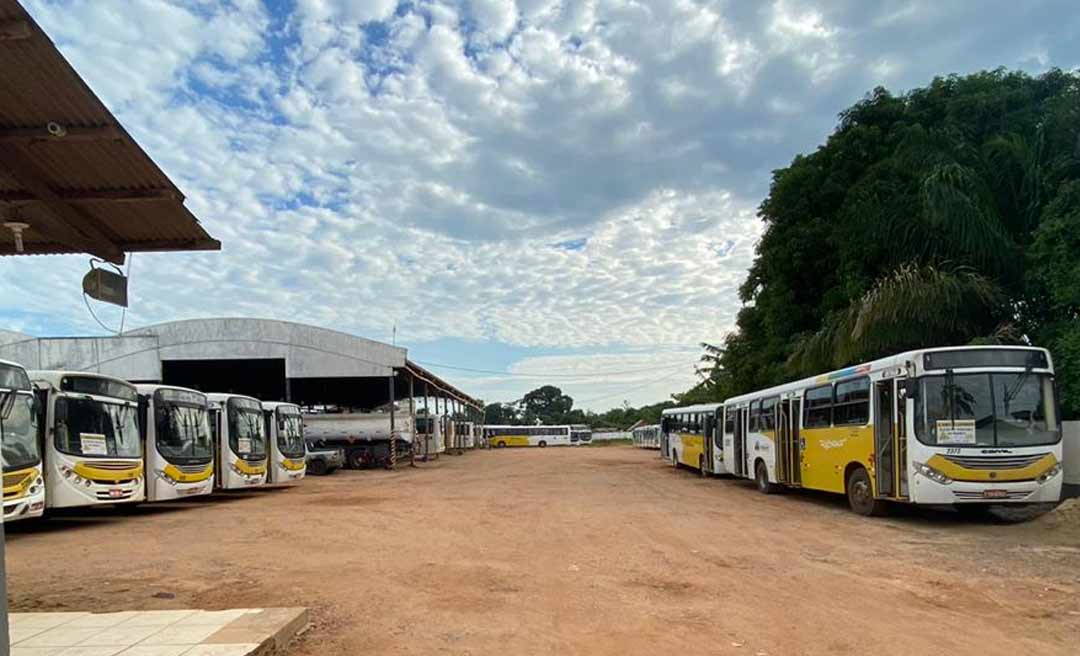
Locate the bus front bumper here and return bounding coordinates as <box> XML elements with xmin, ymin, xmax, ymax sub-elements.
<box><xmin>911</xmin><ymin>473</ymin><xmax>1063</xmax><ymax>504</ymax></box>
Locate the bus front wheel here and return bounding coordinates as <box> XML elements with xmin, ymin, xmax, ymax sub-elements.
<box><xmin>496</xmin><ymin>441</ymin><xmax>507</xmax><ymax>448</ymax></box>
<box><xmin>755</xmin><ymin>461</ymin><xmax>777</xmax><ymax>495</ymax></box>
<box><xmin>846</xmin><ymin>467</ymin><xmax>887</xmax><ymax>517</ymax></box>
<box><xmin>538</xmin><ymin>441</ymin><xmax>547</xmax><ymax>448</ymax></box>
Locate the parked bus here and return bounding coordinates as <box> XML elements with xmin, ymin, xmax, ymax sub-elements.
<box><xmin>30</xmin><ymin>371</ymin><xmax>145</xmax><ymax>508</ymax></box>
<box><xmin>570</xmin><ymin>425</ymin><xmax>592</xmax><ymax>445</ymax></box>
<box><xmin>136</xmin><ymin>384</ymin><xmax>214</xmax><ymax>501</ymax></box>
<box><xmin>632</xmin><ymin>424</ymin><xmax>661</xmax><ymax>449</ymax></box>
<box><xmin>723</xmin><ymin>346</ymin><xmax>1063</xmax><ymax>515</ymax></box>
<box><xmin>484</xmin><ymin>425</ymin><xmax>572</xmax><ymax>448</ymax></box>
<box><xmin>661</xmin><ymin>403</ymin><xmax>728</xmax><ymax>475</ymax></box>
<box><xmin>2</xmin><ymin>359</ymin><xmax>44</xmax><ymax>521</ymax></box>
<box><xmin>414</xmin><ymin>415</ymin><xmax>445</xmax><ymax>457</ymax></box>
<box><xmin>262</xmin><ymin>401</ymin><xmax>307</xmax><ymax>484</ymax></box>
<box><xmin>207</xmin><ymin>393</ymin><xmax>267</xmax><ymax>489</ymax></box>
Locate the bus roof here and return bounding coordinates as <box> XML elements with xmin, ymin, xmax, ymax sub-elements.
<box><xmin>205</xmin><ymin>392</ymin><xmax>262</xmax><ymax>404</ymax></box>
<box><xmin>661</xmin><ymin>402</ymin><xmax>722</xmax><ymax>416</ymax></box>
<box><xmin>134</xmin><ymin>383</ymin><xmax>207</xmax><ymax>398</ymax></box>
<box><xmin>724</xmin><ymin>345</ymin><xmax>1053</xmax><ymax>407</ymax></box>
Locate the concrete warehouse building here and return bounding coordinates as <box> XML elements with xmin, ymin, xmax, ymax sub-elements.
<box><xmin>0</xmin><ymin>317</ymin><xmax>482</xmax><ymax>416</ymax></box>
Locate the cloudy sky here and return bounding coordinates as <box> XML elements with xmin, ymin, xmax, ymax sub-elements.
<box><xmin>2</xmin><ymin>0</ymin><xmax>1078</xmax><ymax>410</ymax></box>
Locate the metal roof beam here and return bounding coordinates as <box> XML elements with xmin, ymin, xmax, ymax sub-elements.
<box><xmin>0</xmin><ymin>146</ymin><xmax>125</xmax><ymax>264</ymax></box>
<box><xmin>0</xmin><ymin>125</ymin><xmax>123</xmax><ymax>144</ymax></box>
<box><xmin>0</xmin><ymin>188</ymin><xmax>179</xmax><ymax>203</ymax></box>
<box><xmin>0</xmin><ymin>20</ymin><xmax>31</xmax><ymax>41</ymax></box>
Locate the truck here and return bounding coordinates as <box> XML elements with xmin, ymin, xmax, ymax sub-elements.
<box><xmin>302</xmin><ymin>405</ymin><xmax>415</xmax><ymax>469</ymax></box>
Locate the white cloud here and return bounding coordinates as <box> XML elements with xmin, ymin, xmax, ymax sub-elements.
<box><xmin>6</xmin><ymin>0</ymin><xmax>1079</xmax><ymax>408</ymax></box>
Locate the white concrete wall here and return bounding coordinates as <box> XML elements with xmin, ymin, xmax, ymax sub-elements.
<box><xmin>0</xmin><ymin>318</ymin><xmax>407</xmax><ymax>382</ymax></box>
<box><xmin>0</xmin><ymin>335</ymin><xmax>161</xmax><ymax>380</ymax></box>
<box><xmin>128</xmin><ymin>318</ymin><xmax>405</xmax><ymax>378</ymax></box>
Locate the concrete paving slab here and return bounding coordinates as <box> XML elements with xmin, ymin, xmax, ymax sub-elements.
<box><xmin>10</xmin><ymin>609</ymin><xmax>309</xmax><ymax>656</ymax></box>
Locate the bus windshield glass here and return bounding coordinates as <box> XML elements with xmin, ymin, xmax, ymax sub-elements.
<box><xmin>916</xmin><ymin>372</ymin><xmax>1059</xmax><ymax>447</ymax></box>
<box><xmin>1</xmin><ymin>392</ymin><xmax>40</xmax><ymax>471</ymax></box>
<box><xmin>54</xmin><ymin>397</ymin><xmax>141</xmax><ymax>458</ymax></box>
<box><xmin>155</xmin><ymin>393</ymin><xmax>213</xmax><ymax>463</ymax></box>
<box><xmin>276</xmin><ymin>408</ymin><xmax>305</xmax><ymax>457</ymax></box>
<box><xmin>228</xmin><ymin>398</ymin><xmax>266</xmax><ymax>458</ymax></box>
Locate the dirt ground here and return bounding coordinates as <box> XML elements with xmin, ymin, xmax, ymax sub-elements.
<box><xmin>6</xmin><ymin>447</ymin><xmax>1080</xmax><ymax>655</ymax></box>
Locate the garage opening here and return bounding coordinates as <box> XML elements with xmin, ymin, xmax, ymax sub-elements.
<box><xmin>161</xmin><ymin>358</ymin><xmax>286</xmax><ymax>401</ymax></box>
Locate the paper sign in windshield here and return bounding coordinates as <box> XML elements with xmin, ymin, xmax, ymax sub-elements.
<box><xmin>936</xmin><ymin>419</ymin><xmax>977</xmax><ymax>445</ymax></box>
<box><xmin>238</xmin><ymin>437</ymin><xmax>253</xmax><ymax>453</ymax></box>
<box><xmin>80</xmin><ymin>433</ymin><xmax>108</xmax><ymax>455</ymax></box>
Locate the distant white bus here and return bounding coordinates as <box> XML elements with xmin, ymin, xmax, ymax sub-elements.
<box><xmin>632</xmin><ymin>424</ymin><xmax>661</xmax><ymax>449</ymax></box>
<box><xmin>484</xmin><ymin>425</ymin><xmax>571</xmax><ymax>448</ymax></box>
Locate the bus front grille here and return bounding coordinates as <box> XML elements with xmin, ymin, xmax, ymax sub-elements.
<box><xmin>942</xmin><ymin>453</ymin><xmax>1049</xmax><ymax>470</ymax></box>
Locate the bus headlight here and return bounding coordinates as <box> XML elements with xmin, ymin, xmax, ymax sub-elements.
<box><xmin>1037</xmin><ymin>463</ymin><xmax>1062</xmax><ymax>484</ymax></box>
<box><xmin>154</xmin><ymin>470</ymin><xmax>177</xmax><ymax>486</ymax></box>
<box><xmin>914</xmin><ymin>461</ymin><xmax>952</xmax><ymax>485</ymax></box>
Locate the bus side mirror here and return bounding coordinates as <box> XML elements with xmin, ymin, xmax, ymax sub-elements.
<box><xmin>900</xmin><ymin>379</ymin><xmax>919</xmax><ymax>400</ymax></box>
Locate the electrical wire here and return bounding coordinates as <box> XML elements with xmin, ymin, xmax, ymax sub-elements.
<box><xmin>574</xmin><ymin>367</ymin><xmax>689</xmax><ymax>406</ymax></box>
<box><xmin>413</xmin><ymin>359</ymin><xmax>701</xmax><ymax>379</ymax></box>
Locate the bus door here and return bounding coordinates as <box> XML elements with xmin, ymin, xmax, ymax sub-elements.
<box><xmin>790</xmin><ymin>398</ymin><xmax>802</xmax><ymax>486</ymax></box>
<box><xmin>777</xmin><ymin>400</ymin><xmax>791</xmax><ymax>484</ymax></box>
<box><xmin>702</xmin><ymin>415</ymin><xmax>714</xmax><ymax>473</ymax></box>
<box><xmin>777</xmin><ymin>400</ymin><xmax>803</xmax><ymax>486</ymax></box>
<box><xmin>874</xmin><ymin>380</ymin><xmax>896</xmax><ymax>498</ymax></box>
<box><xmin>209</xmin><ymin>406</ymin><xmax>222</xmax><ymax>486</ymax></box>
<box><xmin>733</xmin><ymin>407</ymin><xmax>746</xmax><ymax>478</ymax></box>
<box><xmin>660</xmin><ymin>418</ymin><xmax>670</xmax><ymax>459</ymax></box>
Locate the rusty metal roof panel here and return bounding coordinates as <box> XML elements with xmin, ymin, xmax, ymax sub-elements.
<box><xmin>0</xmin><ymin>0</ymin><xmax>219</xmax><ymax>261</ymax></box>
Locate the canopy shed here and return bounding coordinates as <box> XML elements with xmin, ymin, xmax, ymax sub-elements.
<box><xmin>0</xmin><ymin>0</ymin><xmax>219</xmax><ymax>262</ymax></box>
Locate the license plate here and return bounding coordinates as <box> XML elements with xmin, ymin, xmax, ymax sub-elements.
<box><xmin>982</xmin><ymin>489</ymin><xmax>1008</xmax><ymax>499</ymax></box>
<box><xmin>108</xmin><ymin>489</ymin><xmax>124</xmax><ymax>498</ymax></box>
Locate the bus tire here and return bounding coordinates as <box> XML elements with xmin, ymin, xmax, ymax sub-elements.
<box><xmin>846</xmin><ymin>467</ymin><xmax>887</xmax><ymax>517</ymax></box>
<box><xmin>496</xmin><ymin>441</ymin><xmax>506</xmax><ymax>448</ymax></box>
<box><xmin>347</xmin><ymin>449</ymin><xmax>367</xmax><ymax>469</ymax></box>
<box><xmin>755</xmin><ymin>460</ymin><xmax>777</xmax><ymax>495</ymax></box>
<box><xmin>307</xmin><ymin>459</ymin><xmax>328</xmax><ymax>476</ymax></box>
<box><xmin>538</xmin><ymin>441</ymin><xmax>547</xmax><ymax>448</ymax></box>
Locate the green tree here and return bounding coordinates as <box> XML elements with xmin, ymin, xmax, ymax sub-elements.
<box><xmin>484</xmin><ymin>402</ymin><xmax>519</xmax><ymax>425</ymax></box>
<box><xmin>520</xmin><ymin>385</ymin><xmax>574</xmax><ymax>424</ymax></box>
<box><xmin>691</xmin><ymin>68</ymin><xmax>1080</xmax><ymax>417</ymax></box>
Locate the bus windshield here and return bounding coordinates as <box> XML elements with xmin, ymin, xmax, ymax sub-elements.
<box><xmin>156</xmin><ymin>399</ymin><xmax>213</xmax><ymax>463</ymax></box>
<box><xmin>1</xmin><ymin>392</ymin><xmax>40</xmax><ymax>471</ymax></box>
<box><xmin>276</xmin><ymin>409</ymin><xmax>305</xmax><ymax>458</ymax></box>
<box><xmin>54</xmin><ymin>396</ymin><xmax>141</xmax><ymax>458</ymax></box>
<box><xmin>228</xmin><ymin>399</ymin><xmax>266</xmax><ymax>459</ymax></box>
<box><xmin>916</xmin><ymin>372</ymin><xmax>1059</xmax><ymax>447</ymax></box>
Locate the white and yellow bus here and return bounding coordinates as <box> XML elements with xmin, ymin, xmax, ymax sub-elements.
<box><xmin>632</xmin><ymin>424</ymin><xmax>661</xmax><ymax>449</ymax></box>
<box><xmin>724</xmin><ymin>346</ymin><xmax>1063</xmax><ymax>515</ymax></box>
<box><xmin>2</xmin><ymin>359</ymin><xmax>45</xmax><ymax>521</ymax></box>
<box><xmin>207</xmin><ymin>393</ymin><xmax>267</xmax><ymax>489</ymax></box>
<box><xmin>484</xmin><ymin>425</ymin><xmax>572</xmax><ymax>448</ymax></box>
<box><xmin>661</xmin><ymin>404</ymin><xmax>729</xmax><ymax>475</ymax></box>
<box><xmin>262</xmin><ymin>401</ymin><xmax>306</xmax><ymax>484</ymax></box>
<box><xmin>136</xmin><ymin>384</ymin><xmax>215</xmax><ymax>501</ymax></box>
<box><xmin>30</xmin><ymin>370</ymin><xmax>145</xmax><ymax>508</ymax></box>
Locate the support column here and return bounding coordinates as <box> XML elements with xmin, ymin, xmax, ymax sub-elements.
<box><xmin>423</xmin><ymin>383</ymin><xmax>430</xmax><ymax>461</ymax></box>
<box><xmin>408</xmin><ymin>374</ymin><xmax>416</xmax><ymax>467</ymax></box>
<box><xmin>388</xmin><ymin>370</ymin><xmax>396</xmax><ymax>470</ymax></box>
<box><xmin>284</xmin><ymin>378</ymin><xmax>292</xmax><ymax>403</ymax></box>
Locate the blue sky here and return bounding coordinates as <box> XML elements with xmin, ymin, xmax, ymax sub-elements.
<box><xmin>2</xmin><ymin>0</ymin><xmax>1079</xmax><ymax>410</ymax></box>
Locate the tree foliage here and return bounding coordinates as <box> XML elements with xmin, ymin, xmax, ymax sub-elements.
<box><xmin>690</xmin><ymin>68</ymin><xmax>1080</xmax><ymax>418</ymax></box>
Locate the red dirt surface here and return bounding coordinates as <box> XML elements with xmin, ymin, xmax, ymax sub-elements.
<box><xmin>7</xmin><ymin>447</ymin><xmax>1080</xmax><ymax>655</ymax></box>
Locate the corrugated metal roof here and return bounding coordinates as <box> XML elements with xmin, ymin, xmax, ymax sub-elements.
<box><xmin>0</xmin><ymin>0</ymin><xmax>219</xmax><ymax>262</ymax></box>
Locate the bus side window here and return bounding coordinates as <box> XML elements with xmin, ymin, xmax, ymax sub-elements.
<box><xmin>805</xmin><ymin>385</ymin><xmax>833</xmax><ymax>428</ymax></box>
<box><xmin>724</xmin><ymin>408</ymin><xmax>735</xmax><ymax>435</ymax></box>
